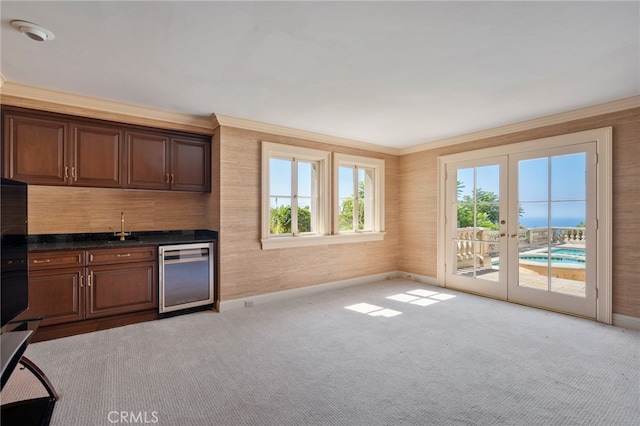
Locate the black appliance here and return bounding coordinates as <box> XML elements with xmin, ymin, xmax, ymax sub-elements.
<box><xmin>1</xmin><ymin>178</ymin><xmax>59</xmax><ymax>426</ymax></box>
<box><xmin>1</xmin><ymin>177</ymin><xmax>29</xmax><ymax>328</ymax></box>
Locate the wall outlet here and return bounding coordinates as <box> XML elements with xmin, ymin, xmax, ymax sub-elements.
<box><xmin>244</xmin><ymin>300</ymin><xmax>254</xmax><ymax>308</ymax></box>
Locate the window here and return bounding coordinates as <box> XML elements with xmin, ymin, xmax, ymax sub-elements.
<box><xmin>269</xmin><ymin>157</ymin><xmax>319</xmax><ymax>236</ymax></box>
<box><xmin>334</xmin><ymin>153</ymin><xmax>385</xmax><ymax>234</ymax></box>
<box><xmin>262</xmin><ymin>143</ymin><xmax>385</xmax><ymax>249</ymax></box>
<box><xmin>262</xmin><ymin>142</ymin><xmax>330</xmax><ymax>248</ymax></box>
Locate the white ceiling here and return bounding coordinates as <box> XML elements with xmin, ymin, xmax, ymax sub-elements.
<box><xmin>1</xmin><ymin>1</ymin><xmax>638</xmax><ymax>149</ymax></box>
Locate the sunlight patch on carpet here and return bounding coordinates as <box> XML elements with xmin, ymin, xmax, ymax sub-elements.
<box><xmin>387</xmin><ymin>289</ymin><xmax>457</xmax><ymax>306</ymax></box>
<box><xmin>344</xmin><ymin>303</ymin><xmax>402</xmax><ymax>317</ymax></box>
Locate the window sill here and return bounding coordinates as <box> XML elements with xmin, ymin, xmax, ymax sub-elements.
<box><xmin>261</xmin><ymin>232</ymin><xmax>385</xmax><ymax>250</ymax></box>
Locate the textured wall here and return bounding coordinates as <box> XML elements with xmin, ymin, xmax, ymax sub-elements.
<box><xmin>218</xmin><ymin>126</ymin><xmax>400</xmax><ymax>301</ymax></box>
<box><xmin>399</xmin><ymin>108</ymin><xmax>640</xmax><ymax>318</ymax></box>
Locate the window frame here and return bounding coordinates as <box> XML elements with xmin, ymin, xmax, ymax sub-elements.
<box><xmin>261</xmin><ymin>142</ymin><xmax>331</xmax><ymax>249</ymax></box>
<box><xmin>333</xmin><ymin>153</ymin><xmax>385</xmax><ymax>235</ymax></box>
<box><xmin>261</xmin><ymin>143</ymin><xmax>386</xmax><ymax>250</ymax></box>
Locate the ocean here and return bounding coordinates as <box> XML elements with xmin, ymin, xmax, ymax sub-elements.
<box><xmin>519</xmin><ymin>217</ymin><xmax>585</xmax><ymax>228</ymax></box>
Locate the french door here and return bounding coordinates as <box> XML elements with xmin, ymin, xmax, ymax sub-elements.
<box><xmin>440</xmin><ymin>129</ymin><xmax>610</xmax><ymax>320</ymax></box>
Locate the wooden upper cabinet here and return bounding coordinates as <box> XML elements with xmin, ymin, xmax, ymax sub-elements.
<box><xmin>126</xmin><ymin>131</ymin><xmax>211</xmax><ymax>192</ymax></box>
<box><xmin>72</xmin><ymin>123</ymin><xmax>123</xmax><ymax>188</ymax></box>
<box><xmin>3</xmin><ymin>112</ymin><xmax>69</xmax><ymax>185</ymax></box>
<box><xmin>2</xmin><ymin>107</ymin><xmax>211</xmax><ymax>192</ymax></box>
<box><xmin>126</xmin><ymin>130</ymin><xmax>171</xmax><ymax>190</ymax></box>
<box><xmin>171</xmin><ymin>136</ymin><xmax>211</xmax><ymax>192</ymax></box>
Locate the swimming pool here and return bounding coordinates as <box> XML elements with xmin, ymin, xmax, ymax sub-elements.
<box><xmin>519</xmin><ymin>247</ymin><xmax>585</xmax><ymax>280</ymax></box>
<box><xmin>520</xmin><ymin>247</ymin><xmax>585</xmax><ymax>265</ymax></box>
<box><xmin>546</xmin><ymin>248</ymin><xmax>586</xmax><ymax>257</ymax></box>
<box><xmin>520</xmin><ymin>253</ymin><xmax>585</xmax><ymax>265</ymax></box>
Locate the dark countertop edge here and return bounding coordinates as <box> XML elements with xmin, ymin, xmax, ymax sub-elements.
<box><xmin>28</xmin><ymin>229</ymin><xmax>218</xmax><ymax>252</ymax></box>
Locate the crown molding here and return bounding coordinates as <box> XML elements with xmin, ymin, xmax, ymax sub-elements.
<box><xmin>1</xmin><ymin>80</ymin><xmax>636</xmax><ymax>156</ymax></box>
<box><xmin>400</xmin><ymin>96</ymin><xmax>640</xmax><ymax>155</ymax></box>
<box><xmin>211</xmin><ymin>113</ymin><xmax>401</xmax><ymax>156</ymax></box>
<box><xmin>0</xmin><ymin>82</ymin><xmax>214</xmax><ymax>134</ymax></box>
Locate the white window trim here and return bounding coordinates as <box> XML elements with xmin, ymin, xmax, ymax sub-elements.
<box><xmin>262</xmin><ymin>141</ymin><xmax>331</xmax><ymax>248</ymax></box>
<box><xmin>261</xmin><ymin>143</ymin><xmax>386</xmax><ymax>250</ymax></box>
<box><xmin>333</xmin><ymin>153</ymin><xmax>385</xmax><ymax>235</ymax></box>
<box><xmin>262</xmin><ymin>232</ymin><xmax>386</xmax><ymax>250</ymax></box>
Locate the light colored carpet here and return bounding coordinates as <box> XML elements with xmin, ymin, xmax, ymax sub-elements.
<box><xmin>23</xmin><ymin>278</ymin><xmax>640</xmax><ymax>425</ymax></box>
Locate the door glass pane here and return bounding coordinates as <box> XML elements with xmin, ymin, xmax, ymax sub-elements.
<box><xmin>519</xmin><ymin>158</ymin><xmax>548</xmax><ymax>202</ymax></box>
<box><xmin>475</xmin><ymin>165</ymin><xmax>500</xmax><ymax>239</ymax></box>
<box><xmin>551</xmin><ymin>153</ymin><xmax>586</xmax><ymax>201</ymax></box>
<box><xmin>455</xmin><ymin>166</ymin><xmax>500</xmax><ymax>280</ymax></box>
<box><xmin>517</xmin><ymin>154</ymin><xmax>586</xmax><ymax>297</ymax></box>
<box><xmin>456</xmin><ymin>168</ymin><xmax>474</xmax><ymax>203</ymax></box>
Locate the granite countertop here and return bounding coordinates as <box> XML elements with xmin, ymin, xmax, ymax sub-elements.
<box><xmin>28</xmin><ymin>229</ymin><xmax>218</xmax><ymax>252</ymax></box>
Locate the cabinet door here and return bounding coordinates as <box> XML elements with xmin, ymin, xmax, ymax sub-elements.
<box><xmin>15</xmin><ymin>267</ymin><xmax>85</xmax><ymax>326</ymax></box>
<box><xmin>86</xmin><ymin>261</ymin><xmax>158</xmax><ymax>318</ymax></box>
<box><xmin>2</xmin><ymin>113</ymin><xmax>69</xmax><ymax>185</ymax></box>
<box><xmin>72</xmin><ymin>123</ymin><xmax>123</xmax><ymax>187</ymax></box>
<box><xmin>171</xmin><ymin>136</ymin><xmax>211</xmax><ymax>192</ymax></box>
<box><xmin>125</xmin><ymin>131</ymin><xmax>170</xmax><ymax>190</ymax></box>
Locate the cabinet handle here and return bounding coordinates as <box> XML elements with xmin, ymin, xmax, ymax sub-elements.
<box><xmin>170</xmin><ymin>174</ymin><xmax>175</xmax><ymax>184</ymax></box>
<box><xmin>116</xmin><ymin>253</ymin><xmax>131</xmax><ymax>257</ymax></box>
<box><xmin>88</xmin><ymin>273</ymin><xmax>92</xmax><ymax>287</ymax></box>
<box><xmin>80</xmin><ymin>275</ymin><xmax>84</xmax><ymax>288</ymax></box>
<box><xmin>33</xmin><ymin>259</ymin><xmax>51</xmax><ymax>264</ymax></box>
<box><xmin>71</xmin><ymin>166</ymin><xmax>76</xmax><ymax>179</ymax></box>
<box><xmin>64</xmin><ymin>167</ymin><xmax>69</xmax><ymax>179</ymax></box>
<box><xmin>166</xmin><ymin>173</ymin><xmax>170</xmax><ymax>184</ymax></box>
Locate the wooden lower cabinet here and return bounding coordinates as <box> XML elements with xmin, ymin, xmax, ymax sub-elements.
<box><xmin>87</xmin><ymin>261</ymin><xmax>157</xmax><ymax>318</ymax></box>
<box><xmin>20</xmin><ymin>246</ymin><xmax>158</xmax><ymax>340</ymax></box>
<box><xmin>24</xmin><ymin>267</ymin><xmax>84</xmax><ymax>326</ymax></box>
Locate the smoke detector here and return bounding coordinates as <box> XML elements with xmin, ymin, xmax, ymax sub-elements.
<box><xmin>10</xmin><ymin>20</ymin><xmax>55</xmax><ymax>42</ymax></box>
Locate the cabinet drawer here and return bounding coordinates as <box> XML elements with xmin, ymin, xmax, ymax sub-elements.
<box><xmin>29</xmin><ymin>250</ymin><xmax>84</xmax><ymax>270</ymax></box>
<box><xmin>86</xmin><ymin>245</ymin><xmax>157</xmax><ymax>265</ymax></box>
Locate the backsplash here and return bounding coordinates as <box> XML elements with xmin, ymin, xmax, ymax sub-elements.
<box><xmin>27</xmin><ymin>185</ymin><xmax>214</xmax><ymax>234</ymax></box>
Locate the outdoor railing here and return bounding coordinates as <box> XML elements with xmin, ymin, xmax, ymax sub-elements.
<box><xmin>456</xmin><ymin>226</ymin><xmax>586</xmax><ymax>268</ymax></box>
<box><xmin>525</xmin><ymin>227</ymin><xmax>585</xmax><ymax>244</ymax></box>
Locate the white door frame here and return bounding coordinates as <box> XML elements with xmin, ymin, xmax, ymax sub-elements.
<box><xmin>437</xmin><ymin>127</ymin><xmax>612</xmax><ymax>324</ymax></box>
<box><xmin>443</xmin><ymin>156</ymin><xmax>508</xmax><ymax>300</ymax></box>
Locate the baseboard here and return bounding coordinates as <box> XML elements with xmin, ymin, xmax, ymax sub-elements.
<box><xmin>612</xmin><ymin>313</ymin><xmax>640</xmax><ymax>331</ymax></box>
<box><xmin>217</xmin><ymin>271</ymin><xmax>402</xmax><ymax>312</ymax></box>
<box><xmin>396</xmin><ymin>271</ymin><xmax>441</xmax><ymax>287</ymax></box>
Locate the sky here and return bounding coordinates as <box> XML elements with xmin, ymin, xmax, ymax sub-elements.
<box><xmin>270</xmin><ymin>152</ymin><xmax>588</xmax><ymax>228</ymax></box>
<box><xmin>456</xmin><ymin>152</ymin><xmax>587</xmax><ymax>228</ymax></box>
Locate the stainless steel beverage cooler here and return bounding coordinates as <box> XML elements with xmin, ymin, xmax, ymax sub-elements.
<box><xmin>159</xmin><ymin>242</ymin><xmax>214</xmax><ymax>316</ymax></box>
